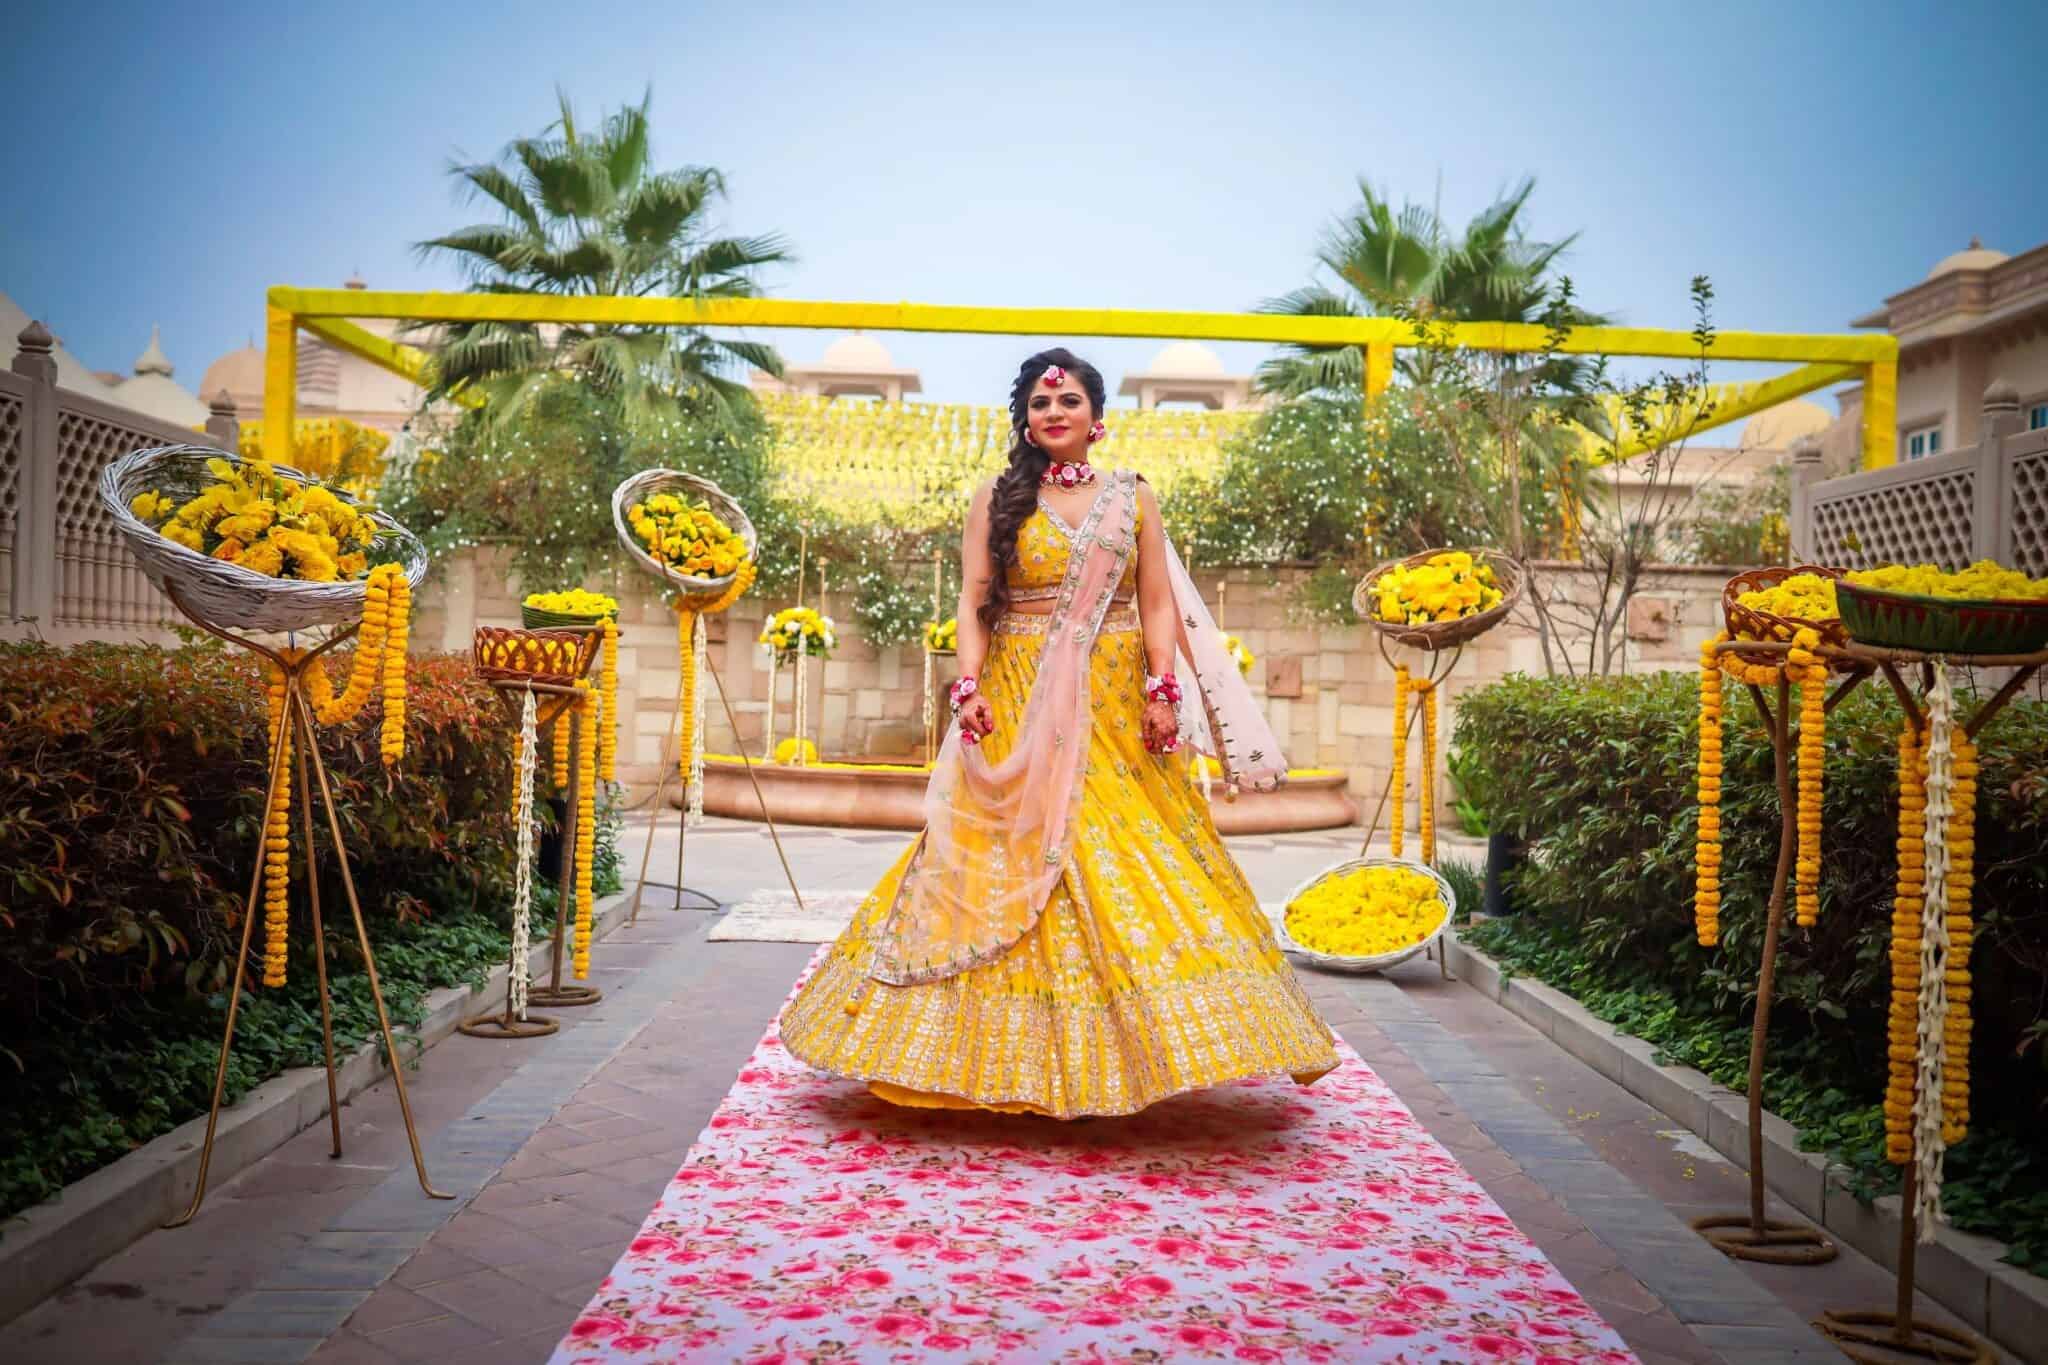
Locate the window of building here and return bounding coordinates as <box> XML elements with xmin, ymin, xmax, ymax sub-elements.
<box><xmin>1904</xmin><ymin>424</ymin><xmax>1943</xmax><ymax>460</ymax></box>
<box><xmin>2029</xmin><ymin>402</ymin><xmax>2048</xmax><ymax>432</ymax></box>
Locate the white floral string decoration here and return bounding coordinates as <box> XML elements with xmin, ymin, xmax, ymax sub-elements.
<box><xmin>1914</xmin><ymin>660</ymin><xmax>1956</xmax><ymax>1238</ymax></box>
<box><xmin>795</xmin><ymin>628</ymin><xmax>810</xmax><ymax>767</ymax></box>
<box><xmin>510</xmin><ymin>686</ymin><xmax>538</xmax><ymax>1020</ymax></box>
<box><xmin>687</xmin><ymin>612</ymin><xmax>709</xmax><ymax>826</ymax></box>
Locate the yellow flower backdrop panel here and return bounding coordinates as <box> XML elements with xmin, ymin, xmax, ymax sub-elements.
<box><xmin>237</xmin><ymin>418</ymin><xmax>391</xmax><ymax>494</ymax></box>
<box><xmin>759</xmin><ymin>393</ymin><xmax>1255</xmax><ymax>525</ymax></box>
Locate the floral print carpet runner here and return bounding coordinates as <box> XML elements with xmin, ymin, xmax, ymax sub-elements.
<box><xmin>551</xmin><ymin>959</ymin><xmax>1637</xmax><ymax>1364</ymax></box>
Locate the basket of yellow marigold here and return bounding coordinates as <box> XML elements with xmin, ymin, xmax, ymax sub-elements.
<box><xmin>101</xmin><ymin>443</ymin><xmax>426</xmax><ymax>634</ymax></box>
<box><xmin>1722</xmin><ymin>565</ymin><xmax>1849</xmax><ymax>651</ymax></box>
<box><xmin>1277</xmin><ymin>856</ymin><xmax>1455</xmax><ymax>974</ymax></box>
<box><xmin>522</xmin><ymin>588</ymin><xmax>619</xmax><ymax>631</ymax></box>
<box><xmin>611</xmin><ymin>469</ymin><xmax>756</xmax><ymax>601</ymax></box>
<box><xmin>1835</xmin><ymin>560</ymin><xmax>2048</xmax><ymax>655</ymax></box>
<box><xmin>1353</xmin><ymin>549</ymin><xmax>1520</xmax><ymax>651</ymax></box>
<box><xmin>924</xmin><ymin>617</ymin><xmax>958</xmax><ymax>656</ymax></box>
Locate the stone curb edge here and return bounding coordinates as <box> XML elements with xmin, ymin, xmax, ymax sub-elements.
<box><xmin>0</xmin><ymin>886</ymin><xmax>650</xmax><ymax>1328</ymax></box>
<box><xmin>1441</xmin><ymin>929</ymin><xmax>2047</xmax><ymax>1365</ymax></box>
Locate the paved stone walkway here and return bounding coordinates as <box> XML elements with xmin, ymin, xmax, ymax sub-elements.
<box><xmin>0</xmin><ymin>817</ymin><xmax>2005</xmax><ymax>1363</ymax></box>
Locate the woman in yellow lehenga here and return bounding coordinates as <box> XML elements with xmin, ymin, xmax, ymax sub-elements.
<box><xmin>780</xmin><ymin>349</ymin><xmax>1337</xmax><ymax>1117</ymax></box>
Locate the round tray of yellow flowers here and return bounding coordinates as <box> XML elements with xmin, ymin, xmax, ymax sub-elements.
<box><xmin>521</xmin><ymin>589</ymin><xmax>619</xmax><ymax>631</ymax></box>
<box><xmin>1354</xmin><ymin>549</ymin><xmax>1519</xmax><ymax>651</ymax></box>
<box><xmin>101</xmin><ymin>443</ymin><xmax>425</xmax><ymax>634</ymax></box>
<box><xmin>1836</xmin><ymin>561</ymin><xmax>2048</xmax><ymax>655</ymax></box>
<box><xmin>924</xmin><ymin>617</ymin><xmax>958</xmax><ymax>657</ymax></box>
<box><xmin>1277</xmin><ymin>856</ymin><xmax>1455</xmax><ymax>974</ymax></box>
<box><xmin>611</xmin><ymin>469</ymin><xmax>756</xmax><ymax>600</ymax></box>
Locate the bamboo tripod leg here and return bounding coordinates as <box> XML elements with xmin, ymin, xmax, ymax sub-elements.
<box><xmin>299</xmin><ymin>712</ymin><xmax>450</xmax><ymax>1202</ymax></box>
<box><xmin>704</xmin><ymin>648</ymin><xmax>805</xmax><ymax>913</ymax></box>
<box><xmin>294</xmin><ymin>692</ymin><xmax>343</xmax><ymax>1159</ymax></box>
<box><xmin>627</xmin><ymin>689</ymin><xmax>683</xmax><ymax>927</ymax></box>
<box><xmin>165</xmin><ymin>698</ymin><xmax>294</xmax><ymax>1228</ymax></box>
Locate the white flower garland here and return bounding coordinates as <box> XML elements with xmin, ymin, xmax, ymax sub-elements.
<box><xmin>795</xmin><ymin>631</ymin><xmax>810</xmax><ymax>766</ymax></box>
<box><xmin>510</xmin><ymin>686</ymin><xmax>537</xmax><ymax>1021</ymax></box>
<box><xmin>687</xmin><ymin>611</ymin><xmax>708</xmax><ymax>827</ymax></box>
<box><xmin>1914</xmin><ymin>661</ymin><xmax>1956</xmax><ymax>1239</ymax></box>
<box><xmin>762</xmin><ymin>652</ymin><xmax>779</xmax><ymax>761</ymax></box>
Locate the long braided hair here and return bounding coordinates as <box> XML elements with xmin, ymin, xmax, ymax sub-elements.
<box><xmin>977</xmin><ymin>348</ymin><xmax>1106</xmax><ymax>630</ymax></box>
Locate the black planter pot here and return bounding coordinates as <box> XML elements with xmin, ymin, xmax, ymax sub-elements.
<box><xmin>1484</xmin><ymin>833</ymin><xmax>1523</xmax><ymax>916</ymax></box>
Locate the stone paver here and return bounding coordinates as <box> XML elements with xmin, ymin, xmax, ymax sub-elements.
<box><xmin>4</xmin><ymin>816</ymin><xmax>2020</xmax><ymax>1363</ymax></box>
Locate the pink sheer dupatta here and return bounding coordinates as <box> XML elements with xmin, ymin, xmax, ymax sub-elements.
<box><xmin>869</xmin><ymin>470</ymin><xmax>1288</xmax><ymax>987</ymax></box>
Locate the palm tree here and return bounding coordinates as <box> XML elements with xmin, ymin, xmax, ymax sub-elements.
<box><xmin>415</xmin><ymin>90</ymin><xmax>793</xmax><ymax>426</ymax></box>
<box><xmin>1254</xmin><ymin>177</ymin><xmax>1604</xmax><ymax>397</ymax></box>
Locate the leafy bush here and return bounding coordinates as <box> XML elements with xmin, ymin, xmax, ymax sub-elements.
<box><xmin>1454</xmin><ymin>672</ymin><xmax>2048</xmax><ymax>1268</ymax></box>
<box><xmin>0</xmin><ymin>641</ymin><xmax>617</xmax><ymax>1223</ymax></box>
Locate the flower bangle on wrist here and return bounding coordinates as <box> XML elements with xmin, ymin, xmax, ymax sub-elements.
<box><xmin>1145</xmin><ymin>672</ymin><xmax>1182</xmax><ymax>706</ymax></box>
<box><xmin>948</xmin><ymin>676</ymin><xmax>978</xmax><ymax>714</ymax></box>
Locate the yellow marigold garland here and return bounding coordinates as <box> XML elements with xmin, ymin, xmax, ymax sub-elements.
<box><xmin>1695</xmin><ymin>633</ymin><xmax>1725</xmax><ymax>946</ymax></box>
<box><xmin>1390</xmin><ymin>665</ymin><xmax>1409</xmax><ymax>858</ymax></box>
<box><xmin>674</xmin><ymin>560</ymin><xmax>758</xmax><ymax>785</ymax></box>
<box><xmin>571</xmin><ymin>681</ymin><xmax>598</xmax><ymax>979</ymax></box>
<box><xmin>1788</xmin><ymin>628</ymin><xmax>1828</xmax><ymax>928</ymax></box>
<box><xmin>261</xmin><ymin>666</ymin><xmax>293</xmax><ymax>988</ymax></box>
<box><xmin>379</xmin><ymin>571</ymin><xmax>409</xmax><ymax>765</ymax></box>
<box><xmin>552</xmin><ymin>709</ymin><xmax>571</xmax><ymax>789</ymax></box>
<box><xmin>1885</xmin><ymin>722</ymin><xmax>1925</xmax><ymax>1166</ymax></box>
<box><xmin>1944</xmin><ymin>728</ymin><xmax>1976</xmax><ymax>1144</ymax></box>
<box><xmin>1415</xmin><ymin>675</ymin><xmax>1439</xmax><ymax>864</ymax></box>
<box><xmin>598</xmin><ymin>616</ymin><xmax>619</xmax><ymax>782</ymax></box>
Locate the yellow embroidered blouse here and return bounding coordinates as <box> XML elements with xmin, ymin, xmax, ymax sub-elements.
<box><xmin>1007</xmin><ymin>498</ymin><xmax>1141</xmax><ymax>603</ymax></box>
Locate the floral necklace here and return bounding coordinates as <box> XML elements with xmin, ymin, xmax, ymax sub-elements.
<box><xmin>1040</xmin><ymin>460</ymin><xmax>1096</xmax><ymax>490</ymax></box>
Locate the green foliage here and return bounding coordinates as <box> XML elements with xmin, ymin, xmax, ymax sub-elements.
<box><xmin>1454</xmin><ymin>672</ymin><xmax>2048</xmax><ymax>1271</ymax></box>
<box><xmin>383</xmin><ymin>382</ymin><xmax>778</xmax><ymax>590</ymax></box>
<box><xmin>0</xmin><ymin>642</ymin><xmax>619</xmax><ymax>1225</ymax></box>
<box><xmin>1688</xmin><ymin>459</ymin><xmax>1791</xmax><ymax>567</ymax></box>
<box><xmin>1434</xmin><ymin>856</ymin><xmax>1484</xmax><ymax>920</ymax></box>
<box><xmin>415</xmin><ymin>89</ymin><xmax>792</xmax><ymax>424</ymax></box>
<box><xmin>1445</xmin><ymin>747</ymin><xmax>1492</xmax><ymax>837</ymax></box>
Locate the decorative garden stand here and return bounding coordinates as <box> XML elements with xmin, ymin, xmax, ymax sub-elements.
<box><xmin>458</xmin><ymin>627</ymin><xmax>608</xmax><ymax>1039</ymax></box>
<box><xmin>1690</xmin><ymin>635</ymin><xmax>1861</xmax><ymax>1265</ymax></box>
<box><xmin>1804</xmin><ymin>639</ymin><xmax>2041</xmax><ymax>1365</ymax></box>
<box><xmin>162</xmin><ymin>587</ymin><xmax>450</xmax><ymax>1224</ymax></box>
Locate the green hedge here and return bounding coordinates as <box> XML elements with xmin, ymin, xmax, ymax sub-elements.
<box><xmin>0</xmin><ymin>642</ymin><xmax>618</xmax><ymax>1224</ymax></box>
<box><xmin>1454</xmin><ymin>672</ymin><xmax>2048</xmax><ymax>1270</ymax></box>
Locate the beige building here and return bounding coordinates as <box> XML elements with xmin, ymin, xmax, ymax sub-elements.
<box><xmin>1824</xmin><ymin>237</ymin><xmax>2048</xmax><ymax>472</ymax></box>
<box><xmin>199</xmin><ymin>277</ymin><xmax>426</xmax><ymax>436</ymax></box>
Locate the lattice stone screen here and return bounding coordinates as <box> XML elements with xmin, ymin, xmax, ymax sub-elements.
<box><xmin>1809</xmin><ymin>463</ymin><xmax>1976</xmax><ymax>570</ymax></box>
<box><xmin>2010</xmin><ymin>446</ymin><xmax>2048</xmax><ymax>577</ymax></box>
<box><xmin>0</xmin><ymin>389</ymin><xmax>21</xmax><ymax>619</ymax></box>
<box><xmin>53</xmin><ymin>409</ymin><xmax>181</xmax><ymax>631</ymax></box>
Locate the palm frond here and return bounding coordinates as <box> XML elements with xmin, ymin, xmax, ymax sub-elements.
<box><xmin>450</xmin><ymin>162</ymin><xmax>543</xmax><ymax>238</ymax></box>
<box><xmin>603</xmin><ymin>90</ymin><xmax>653</xmax><ymax>193</ymax></box>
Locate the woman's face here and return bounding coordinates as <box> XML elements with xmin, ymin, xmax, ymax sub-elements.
<box><xmin>1025</xmin><ymin>368</ymin><xmax>1093</xmax><ymax>462</ymax></box>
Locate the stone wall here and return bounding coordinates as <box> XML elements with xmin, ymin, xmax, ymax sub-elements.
<box><xmin>412</xmin><ymin>549</ymin><xmax>1735</xmax><ymax>827</ymax></box>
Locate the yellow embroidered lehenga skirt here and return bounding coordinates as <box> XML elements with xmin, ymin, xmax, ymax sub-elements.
<box><xmin>778</xmin><ymin>605</ymin><xmax>1340</xmax><ymax>1119</ymax></box>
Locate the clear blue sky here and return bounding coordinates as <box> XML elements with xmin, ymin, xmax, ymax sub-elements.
<box><xmin>5</xmin><ymin>0</ymin><xmax>2044</xmax><ymax>409</ymax></box>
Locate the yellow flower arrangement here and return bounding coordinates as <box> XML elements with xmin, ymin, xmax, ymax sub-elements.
<box><xmin>1944</xmin><ymin>728</ymin><xmax>1976</xmax><ymax>1145</ymax></box>
<box><xmin>626</xmin><ymin>492</ymin><xmax>747</xmax><ymax>579</ymax></box>
<box><xmin>1285</xmin><ymin>864</ymin><xmax>1446</xmax><ymax>958</ymax></box>
<box><xmin>1386</xmin><ymin>665</ymin><xmax>1440</xmax><ymax>863</ymax></box>
<box><xmin>1846</xmin><ymin>560</ymin><xmax>2048</xmax><ymax>600</ymax></box>
<box><xmin>760</xmin><ymin>606</ymin><xmax>836</xmax><ymax>663</ymax></box>
<box><xmin>1735</xmin><ymin>573</ymin><xmax>1839</xmax><ymax>636</ymax></box>
<box><xmin>552</xmin><ymin>709</ymin><xmax>571</xmax><ymax>789</ymax></box>
<box><xmin>572</xmin><ymin>682</ymin><xmax>597</xmax><ymax>979</ymax></box>
<box><xmin>775</xmin><ymin>737</ymin><xmax>821</xmax><ymax>765</ymax></box>
<box><xmin>924</xmin><ymin>617</ymin><xmax>958</xmax><ymax>654</ymax></box>
<box><xmin>130</xmin><ymin>458</ymin><xmax>382</xmax><ymax>582</ymax></box>
<box><xmin>598</xmin><ymin>616</ymin><xmax>619</xmax><ymax>783</ymax></box>
<box><xmin>1695</xmin><ymin>633</ymin><xmax>1725</xmax><ymax>946</ymax></box>
<box><xmin>1224</xmin><ymin>634</ymin><xmax>1255</xmax><ymax>676</ymax></box>
<box><xmin>1390</xmin><ymin>666</ymin><xmax>1410</xmax><ymax>858</ymax></box>
<box><xmin>522</xmin><ymin>589</ymin><xmax>619</xmax><ymax>618</ymax></box>
<box><xmin>1373</xmin><ymin>551</ymin><xmax>1503</xmax><ymax>627</ymax></box>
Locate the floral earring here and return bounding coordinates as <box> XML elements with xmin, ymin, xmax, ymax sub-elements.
<box><xmin>1023</xmin><ymin>427</ymin><xmax>1039</xmax><ymax>448</ymax></box>
<box><xmin>1087</xmin><ymin>421</ymin><xmax>1106</xmax><ymax>445</ymax></box>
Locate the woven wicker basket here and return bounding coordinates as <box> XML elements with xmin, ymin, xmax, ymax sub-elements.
<box><xmin>611</xmin><ymin>469</ymin><xmax>757</xmax><ymax>600</ymax></box>
<box><xmin>1837</xmin><ymin>580</ymin><xmax>2048</xmax><ymax>655</ymax></box>
<box><xmin>473</xmin><ymin>626</ymin><xmax>597</xmax><ymax>686</ymax></box>
<box><xmin>1722</xmin><ymin>565</ymin><xmax>1849</xmax><ymax>648</ymax></box>
<box><xmin>1353</xmin><ymin>549</ymin><xmax>1521</xmax><ymax>651</ymax></box>
<box><xmin>1275</xmin><ymin>856</ymin><xmax>1456</xmax><ymax>975</ymax></box>
<box><xmin>99</xmin><ymin>444</ymin><xmax>427</xmax><ymax>634</ymax></box>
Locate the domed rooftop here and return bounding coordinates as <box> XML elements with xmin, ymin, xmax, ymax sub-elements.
<box><xmin>1143</xmin><ymin>341</ymin><xmax>1225</xmax><ymax>376</ymax></box>
<box><xmin>1926</xmin><ymin>237</ymin><xmax>2008</xmax><ymax>280</ymax></box>
<box><xmin>821</xmin><ymin>333</ymin><xmax>896</xmax><ymax>370</ymax></box>
<box><xmin>1741</xmin><ymin>398</ymin><xmax>1833</xmax><ymax>450</ymax></box>
<box><xmin>200</xmin><ymin>343</ymin><xmax>265</xmax><ymax>411</ymax></box>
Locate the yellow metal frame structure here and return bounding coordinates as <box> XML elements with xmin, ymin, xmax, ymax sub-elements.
<box><xmin>262</xmin><ymin>288</ymin><xmax>1901</xmax><ymax>470</ymax></box>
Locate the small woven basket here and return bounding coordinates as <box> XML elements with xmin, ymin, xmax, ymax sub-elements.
<box><xmin>611</xmin><ymin>469</ymin><xmax>757</xmax><ymax>601</ymax></box>
<box><xmin>1722</xmin><ymin>565</ymin><xmax>1849</xmax><ymax>649</ymax></box>
<box><xmin>1837</xmin><ymin>580</ymin><xmax>2048</xmax><ymax>655</ymax></box>
<box><xmin>99</xmin><ymin>444</ymin><xmax>427</xmax><ymax>634</ymax></box>
<box><xmin>1354</xmin><ymin>549</ymin><xmax>1521</xmax><ymax>651</ymax></box>
<box><xmin>521</xmin><ymin>603</ymin><xmax>616</xmax><ymax>630</ymax></box>
<box><xmin>1276</xmin><ymin>856</ymin><xmax>1456</xmax><ymax>975</ymax></box>
<box><xmin>473</xmin><ymin>626</ymin><xmax>597</xmax><ymax>686</ymax></box>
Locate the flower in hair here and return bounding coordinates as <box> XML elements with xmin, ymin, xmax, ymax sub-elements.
<box><xmin>1041</xmin><ymin>365</ymin><xmax>1066</xmax><ymax>388</ymax></box>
